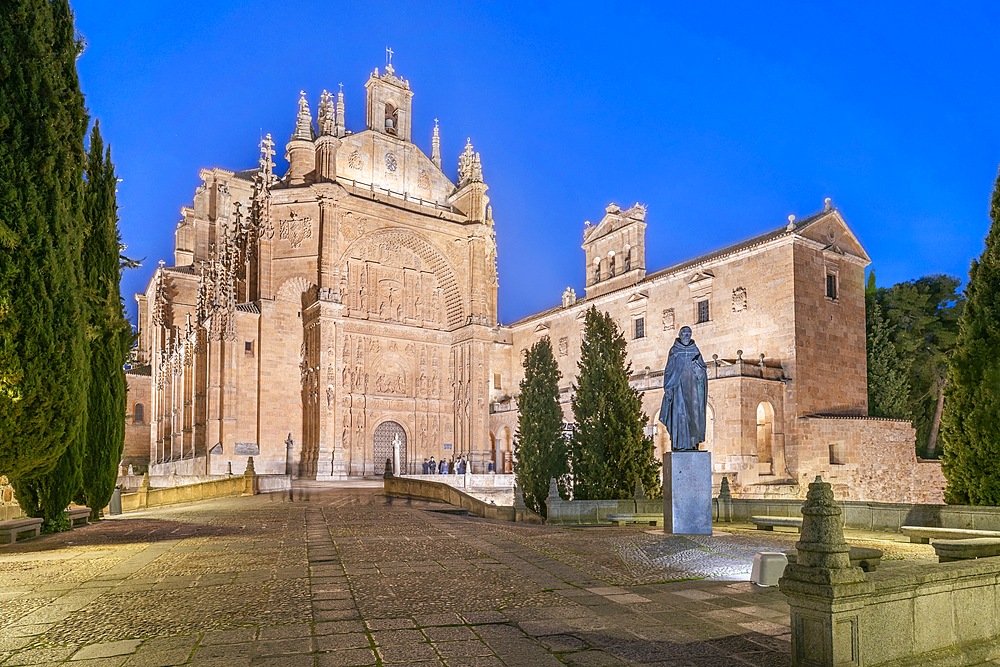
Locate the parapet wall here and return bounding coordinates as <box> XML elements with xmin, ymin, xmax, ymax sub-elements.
<box><xmin>383</xmin><ymin>476</ymin><xmax>542</xmax><ymax>523</ymax></box>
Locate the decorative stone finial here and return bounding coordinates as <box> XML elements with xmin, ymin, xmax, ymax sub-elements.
<box><xmin>457</xmin><ymin>138</ymin><xmax>483</xmax><ymax>186</ymax></box>
<box><xmin>824</xmin><ymin>197</ymin><xmax>832</xmax><ymax>211</ymax></box>
<box><xmin>786</xmin><ymin>214</ymin><xmax>796</xmax><ymax>232</ymax></box>
<box><xmin>292</xmin><ymin>92</ymin><xmax>314</xmax><ymax>141</ymax></box>
<box><xmin>548</xmin><ymin>478</ymin><xmax>560</xmax><ymax>500</ymax></box>
<box><xmin>245</xmin><ymin>456</ymin><xmax>256</xmax><ymax>476</ymax></box>
<box><xmin>431</xmin><ymin>118</ymin><xmax>442</xmax><ymax>169</ymax></box>
<box><xmin>719</xmin><ymin>476</ymin><xmax>731</xmax><ymax>499</ymax></box>
<box><xmin>782</xmin><ymin>476</ymin><xmax>865</xmax><ymax>585</ymax></box>
<box><xmin>561</xmin><ymin>287</ymin><xmax>577</xmax><ymax>307</ymax></box>
<box><xmin>632</xmin><ymin>478</ymin><xmax>646</xmax><ymax>500</ymax></box>
<box><xmin>514</xmin><ymin>484</ymin><xmax>528</xmax><ymax>510</ymax></box>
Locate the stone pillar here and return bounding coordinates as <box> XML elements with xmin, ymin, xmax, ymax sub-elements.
<box><xmin>779</xmin><ymin>476</ymin><xmax>868</xmax><ymax>666</ymax></box>
<box><xmin>716</xmin><ymin>475</ymin><xmax>732</xmax><ymax>523</ymax></box>
<box><xmin>242</xmin><ymin>457</ymin><xmax>258</xmax><ymax>496</ymax></box>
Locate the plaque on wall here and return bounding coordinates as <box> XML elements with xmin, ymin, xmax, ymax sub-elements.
<box><xmin>443</xmin><ymin>443</ymin><xmax>453</xmax><ymax>450</ymax></box>
<box><xmin>234</xmin><ymin>442</ymin><xmax>260</xmax><ymax>455</ymax></box>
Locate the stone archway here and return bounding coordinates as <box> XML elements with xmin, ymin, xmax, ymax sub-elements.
<box><xmin>373</xmin><ymin>421</ymin><xmax>407</xmax><ymax>475</ymax></box>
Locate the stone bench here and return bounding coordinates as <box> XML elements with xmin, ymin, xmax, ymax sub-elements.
<box><xmin>932</xmin><ymin>538</ymin><xmax>1000</xmax><ymax>563</ymax></box>
<box><xmin>751</xmin><ymin>515</ymin><xmax>803</xmax><ymax>532</ymax></box>
<box><xmin>0</xmin><ymin>517</ymin><xmax>44</xmax><ymax>544</ymax></box>
<box><xmin>900</xmin><ymin>525</ymin><xmax>1000</xmax><ymax>544</ymax></box>
<box><xmin>607</xmin><ymin>513</ymin><xmax>664</xmax><ymax>527</ymax></box>
<box><xmin>786</xmin><ymin>546</ymin><xmax>884</xmax><ymax>572</ymax></box>
<box><xmin>66</xmin><ymin>507</ymin><xmax>92</xmax><ymax>528</ymax></box>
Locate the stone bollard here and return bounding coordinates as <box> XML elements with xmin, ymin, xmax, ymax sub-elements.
<box><xmin>383</xmin><ymin>457</ymin><xmax>394</xmax><ymax>479</ymax></box>
<box><xmin>779</xmin><ymin>476</ymin><xmax>867</xmax><ymax>666</ymax></box>
<box><xmin>717</xmin><ymin>476</ymin><xmax>732</xmax><ymax>523</ymax></box>
<box><xmin>136</xmin><ymin>472</ymin><xmax>150</xmax><ymax>509</ymax></box>
<box><xmin>243</xmin><ymin>457</ymin><xmax>259</xmax><ymax>496</ymax></box>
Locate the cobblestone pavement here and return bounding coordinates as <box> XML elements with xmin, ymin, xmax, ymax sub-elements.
<box><xmin>0</xmin><ymin>487</ymin><xmax>937</xmax><ymax>667</ymax></box>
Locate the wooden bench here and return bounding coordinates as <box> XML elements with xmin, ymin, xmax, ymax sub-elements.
<box><xmin>900</xmin><ymin>525</ymin><xmax>1000</xmax><ymax>544</ymax></box>
<box><xmin>932</xmin><ymin>538</ymin><xmax>1000</xmax><ymax>563</ymax></box>
<box><xmin>786</xmin><ymin>546</ymin><xmax>884</xmax><ymax>572</ymax></box>
<box><xmin>0</xmin><ymin>518</ymin><xmax>44</xmax><ymax>544</ymax></box>
<box><xmin>66</xmin><ymin>507</ymin><xmax>92</xmax><ymax>528</ymax></box>
<box><xmin>751</xmin><ymin>516</ymin><xmax>803</xmax><ymax>532</ymax></box>
<box><xmin>607</xmin><ymin>513</ymin><xmax>664</xmax><ymax>527</ymax></box>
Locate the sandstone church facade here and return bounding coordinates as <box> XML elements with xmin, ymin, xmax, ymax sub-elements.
<box><xmin>127</xmin><ymin>64</ymin><xmax>945</xmax><ymax>503</ymax></box>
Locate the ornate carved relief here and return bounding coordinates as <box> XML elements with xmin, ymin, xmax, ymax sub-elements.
<box><xmin>662</xmin><ymin>308</ymin><xmax>675</xmax><ymax>331</ymax></box>
<box><xmin>348</xmin><ymin>150</ymin><xmax>363</xmax><ymax>170</ymax></box>
<box><xmin>732</xmin><ymin>286</ymin><xmax>748</xmax><ymax>313</ymax></box>
<box><xmin>279</xmin><ymin>211</ymin><xmax>313</xmax><ymax>249</ymax></box>
<box><xmin>558</xmin><ymin>337</ymin><xmax>569</xmax><ymax>357</ymax></box>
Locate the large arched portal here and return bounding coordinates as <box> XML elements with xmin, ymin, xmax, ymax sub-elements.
<box><xmin>373</xmin><ymin>421</ymin><xmax>407</xmax><ymax>475</ymax></box>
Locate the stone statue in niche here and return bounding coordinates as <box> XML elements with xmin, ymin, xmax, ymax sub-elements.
<box><xmin>659</xmin><ymin>326</ymin><xmax>707</xmax><ymax>451</ymax></box>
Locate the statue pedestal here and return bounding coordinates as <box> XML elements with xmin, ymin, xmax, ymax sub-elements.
<box><xmin>663</xmin><ymin>450</ymin><xmax>712</xmax><ymax>535</ymax></box>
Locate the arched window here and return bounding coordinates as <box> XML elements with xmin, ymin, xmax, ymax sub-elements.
<box><xmin>594</xmin><ymin>262</ymin><xmax>601</xmax><ymax>284</ymax></box>
<box><xmin>608</xmin><ymin>255</ymin><xmax>616</xmax><ymax>276</ymax></box>
<box><xmin>624</xmin><ymin>249</ymin><xmax>631</xmax><ymax>272</ymax></box>
<box><xmin>756</xmin><ymin>402</ymin><xmax>775</xmax><ymax>471</ymax></box>
<box><xmin>134</xmin><ymin>403</ymin><xmax>144</xmax><ymax>424</ymax></box>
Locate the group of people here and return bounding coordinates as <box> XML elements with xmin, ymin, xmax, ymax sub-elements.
<box><xmin>422</xmin><ymin>455</ymin><xmax>494</xmax><ymax>475</ymax></box>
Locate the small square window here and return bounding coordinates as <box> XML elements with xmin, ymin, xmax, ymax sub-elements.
<box><xmin>634</xmin><ymin>317</ymin><xmax>645</xmax><ymax>339</ymax></box>
<box><xmin>696</xmin><ymin>299</ymin><xmax>710</xmax><ymax>324</ymax></box>
<box><xmin>245</xmin><ymin>341</ymin><xmax>254</xmax><ymax>356</ymax></box>
<box><xmin>826</xmin><ymin>273</ymin><xmax>838</xmax><ymax>300</ymax></box>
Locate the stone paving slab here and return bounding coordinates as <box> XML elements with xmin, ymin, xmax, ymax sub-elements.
<box><xmin>0</xmin><ymin>488</ymin><xmax>939</xmax><ymax>666</ymax></box>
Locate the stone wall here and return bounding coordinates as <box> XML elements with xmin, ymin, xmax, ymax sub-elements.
<box><xmin>792</xmin><ymin>416</ymin><xmax>946</xmax><ymax>503</ymax></box>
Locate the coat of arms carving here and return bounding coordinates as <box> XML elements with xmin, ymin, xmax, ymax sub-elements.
<box><xmin>279</xmin><ymin>211</ymin><xmax>313</xmax><ymax>249</ymax></box>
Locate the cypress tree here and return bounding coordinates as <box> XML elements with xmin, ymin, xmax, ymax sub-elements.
<box><xmin>513</xmin><ymin>337</ymin><xmax>567</xmax><ymax>517</ymax></box>
<box><xmin>865</xmin><ymin>272</ymin><xmax>911</xmax><ymax>419</ymax></box>
<box><xmin>941</xmin><ymin>167</ymin><xmax>1000</xmax><ymax>505</ymax></box>
<box><xmin>0</xmin><ymin>0</ymin><xmax>90</xmax><ymax>523</ymax></box>
<box><xmin>78</xmin><ymin>123</ymin><xmax>131</xmax><ymax>519</ymax></box>
<box><xmin>570</xmin><ymin>307</ymin><xmax>660</xmax><ymax>500</ymax></box>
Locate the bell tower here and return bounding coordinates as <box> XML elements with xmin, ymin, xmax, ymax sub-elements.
<box><xmin>365</xmin><ymin>50</ymin><xmax>413</xmax><ymax>142</ymax></box>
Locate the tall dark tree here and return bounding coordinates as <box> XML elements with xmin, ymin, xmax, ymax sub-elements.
<box><xmin>570</xmin><ymin>307</ymin><xmax>660</xmax><ymax>500</ymax></box>
<box><xmin>0</xmin><ymin>0</ymin><xmax>90</xmax><ymax>522</ymax></box>
<box><xmin>875</xmin><ymin>275</ymin><xmax>963</xmax><ymax>457</ymax></box>
<box><xmin>941</xmin><ymin>168</ymin><xmax>1000</xmax><ymax>505</ymax></box>
<box><xmin>513</xmin><ymin>337</ymin><xmax>567</xmax><ymax>517</ymax></box>
<box><xmin>865</xmin><ymin>272</ymin><xmax>911</xmax><ymax>420</ymax></box>
<box><xmin>78</xmin><ymin>123</ymin><xmax>131</xmax><ymax>519</ymax></box>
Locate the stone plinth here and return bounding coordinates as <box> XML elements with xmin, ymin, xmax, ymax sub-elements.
<box><xmin>663</xmin><ymin>450</ymin><xmax>712</xmax><ymax>535</ymax></box>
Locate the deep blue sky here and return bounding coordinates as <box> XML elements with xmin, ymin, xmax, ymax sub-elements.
<box><xmin>73</xmin><ymin>2</ymin><xmax>1000</xmax><ymax>325</ymax></box>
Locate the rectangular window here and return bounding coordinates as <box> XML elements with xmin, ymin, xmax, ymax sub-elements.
<box><xmin>634</xmin><ymin>317</ymin><xmax>645</xmax><ymax>339</ymax></box>
<box><xmin>493</xmin><ymin>373</ymin><xmax>502</xmax><ymax>390</ymax></box>
<box><xmin>829</xmin><ymin>442</ymin><xmax>845</xmax><ymax>465</ymax></box>
<box><xmin>697</xmin><ymin>299</ymin><xmax>710</xmax><ymax>324</ymax></box>
<box><xmin>826</xmin><ymin>273</ymin><xmax>838</xmax><ymax>300</ymax></box>
<box><xmin>245</xmin><ymin>340</ymin><xmax>254</xmax><ymax>356</ymax></box>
